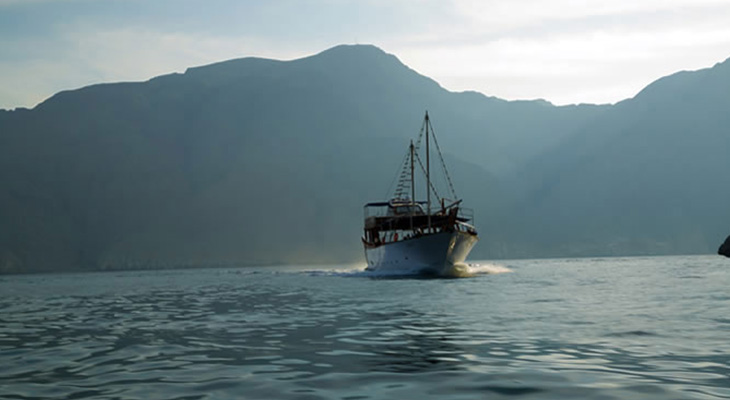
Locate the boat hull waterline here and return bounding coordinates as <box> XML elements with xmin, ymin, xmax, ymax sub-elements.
<box><xmin>365</xmin><ymin>231</ymin><xmax>478</xmax><ymax>276</ymax></box>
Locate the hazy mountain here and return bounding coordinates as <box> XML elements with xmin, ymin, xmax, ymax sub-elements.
<box><xmin>0</xmin><ymin>44</ymin><xmax>727</xmax><ymax>273</ymax></box>
<box><xmin>504</xmin><ymin>57</ymin><xmax>730</xmax><ymax>257</ymax></box>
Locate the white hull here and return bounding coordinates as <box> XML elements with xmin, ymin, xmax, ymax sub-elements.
<box><xmin>364</xmin><ymin>231</ymin><xmax>478</xmax><ymax>275</ymax></box>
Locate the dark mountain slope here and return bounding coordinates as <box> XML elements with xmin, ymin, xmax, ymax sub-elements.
<box><xmin>4</xmin><ymin>44</ymin><xmax>594</xmax><ymax>272</ymax></box>
<box><xmin>1</xmin><ymin>44</ymin><xmax>727</xmax><ymax>272</ymax></box>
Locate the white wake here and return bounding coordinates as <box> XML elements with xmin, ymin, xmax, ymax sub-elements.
<box><xmin>441</xmin><ymin>262</ymin><xmax>512</xmax><ymax>278</ymax></box>
<box><xmin>302</xmin><ymin>262</ymin><xmax>511</xmax><ymax>279</ymax></box>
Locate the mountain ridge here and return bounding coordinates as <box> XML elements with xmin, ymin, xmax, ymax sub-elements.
<box><xmin>504</xmin><ymin>54</ymin><xmax>730</xmax><ymax>257</ymax></box>
<box><xmin>1</xmin><ymin>44</ymin><xmax>729</xmax><ymax>273</ymax></box>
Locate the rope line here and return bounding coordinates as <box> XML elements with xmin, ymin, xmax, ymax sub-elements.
<box><xmin>426</xmin><ymin>122</ymin><xmax>458</xmax><ymax>199</ymax></box>
<box><xmin>385</xmin><ymin>113</ymin><xmax>456</xmax><ymax>204</ymax></box>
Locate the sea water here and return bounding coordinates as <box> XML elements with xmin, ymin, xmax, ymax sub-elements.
<box><xmin>2</xmin><ymin>255</ymin><xmax>730</xmax><ymax>399</ymax></box>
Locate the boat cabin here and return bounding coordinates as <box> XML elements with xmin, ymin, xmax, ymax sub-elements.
<box><xmin>362</xmin><ymin>199</ymin><xmax>476</xmax><ymax>246</ymax></box>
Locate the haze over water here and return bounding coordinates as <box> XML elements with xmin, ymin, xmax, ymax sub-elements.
<box><xmin>2</xmin><ymin>255</ymin><xmax>730</xmax><ymax>399</ymax></box>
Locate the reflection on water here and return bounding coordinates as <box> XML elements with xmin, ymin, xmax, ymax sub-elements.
<box><xmin>2</xmin><ymin>256</ymin><xmax>730</xmax><ymax>399</ymax></box>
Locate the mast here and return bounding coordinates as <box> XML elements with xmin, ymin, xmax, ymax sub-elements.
<box><xmin>425</xmin><ymin>111</ymin><xmax>431</xmax><ymax>230</ymax></box>
<box><xmin>410</xmin><ymin>140</ymin><xmax>415</xmax><ymax>203</ymax></box>
<box><xmin>410</xmin><ymin>139</ymin><xmax>415</xmax><ymax>230</ymax></box>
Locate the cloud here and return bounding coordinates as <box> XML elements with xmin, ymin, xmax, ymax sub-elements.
<box><xmin>1</xmin><ymin>0</ymin><xmax>729</xmax><ymax>108</ymax></box>
<box><xmin>385</xmin><ymin>0</ymin><xmax>730</xmax><ymax>104</ymax></box>
<box><xmin>394</xmin><ymin>26</ymin><xmax>730</xmax><ymax>105</ymax></box>
<box><xmin>450</xmin><ymin>0</ymin><xmax>730</xmax><ymax>31</ymax></box>
<box><xmin>0</xmin><ymin>25</ymin><xmax>333</xmax><ymax>109</ymax></box>
<box><xmin>62</xmin><ymin>26</ymin><xmax>347</xmax><ymax>80</ymax></box>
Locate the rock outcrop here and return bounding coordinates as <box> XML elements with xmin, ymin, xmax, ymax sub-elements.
<box><xmin>719</xmin><ymin>235</ymin><xmax>730</xmax><ymax>257</ymax></box>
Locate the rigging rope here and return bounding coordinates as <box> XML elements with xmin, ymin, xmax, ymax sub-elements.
<box><xmin>385</xmin><ymin>114</ymin><xmax>457</xmax><ymax>203</ymax></box>
<box><xmin>414</xmin><ymin>151</ymin><xmax>441</xmax><ymax>202</ymax></box>
<box><xmin>426</xmin><ymin>122</ymin><xmax>458</xmax><ymax>199</ymax></box>
<box><xmin>385</xmin><ymin>148</ymin><xmax>411</xmax><ymax>200</ymax></box>
<box><xmin>414</xmin><ymin>120</ymin><xmax>425</xmax><ymax>152</ymax></box>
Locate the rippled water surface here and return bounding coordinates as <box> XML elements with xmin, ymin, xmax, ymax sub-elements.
<box><xmin>2</xmin><ymin>255</ymin><xmax>730</xmax><ymax>399</ymax></box>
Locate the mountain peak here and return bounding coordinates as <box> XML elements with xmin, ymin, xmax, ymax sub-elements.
<box><xmin>179</xmin><ymin>44</ymin><xmax>407</xmax><ymax>87</ymax></box>
<box><xmin>300</xmin><ymin>44</ymin><xmax>405</xmax><ymax>70</ymax></box>
<box><xmin>315</xmin><ymin>44</ymin><xmax>389</xmax><ymax>58</ymax></box>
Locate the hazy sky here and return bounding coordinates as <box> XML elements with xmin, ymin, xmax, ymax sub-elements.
<box><xmin>1</xmin><ymin>0</ymin><xmax>730</xmax><ymax>109</ymax></box>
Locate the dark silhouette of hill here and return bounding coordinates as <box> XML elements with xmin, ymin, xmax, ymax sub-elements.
<box><xmin>0</xmin><ymin>44</ymin><xmax>727</xmax><ymax>272</ymax></box>
<box><xmin>720</xmin><ymin>235</ymin><xmax>730</xmax><ymax>257</ymax></box>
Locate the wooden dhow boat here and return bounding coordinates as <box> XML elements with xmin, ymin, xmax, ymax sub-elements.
<box><xmin>362</xmin><ymin>112</ymin><xmax>478</xmax><ymax>275</ymax></box>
